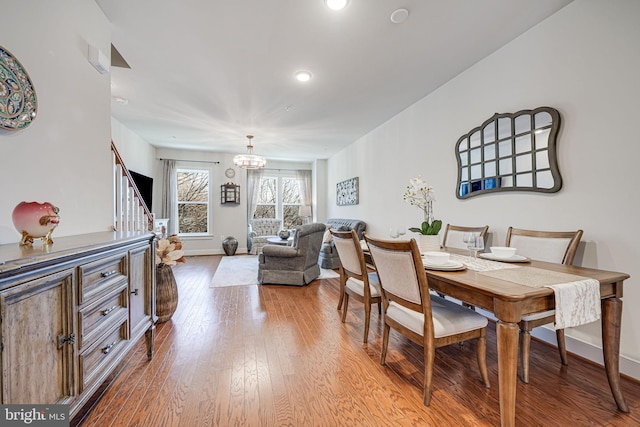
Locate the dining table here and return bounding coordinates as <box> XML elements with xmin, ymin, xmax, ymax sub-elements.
<box><xmin>419</xmin><ymin>248</ymin><xmax>631</xmax><ymax>427</ymax></box>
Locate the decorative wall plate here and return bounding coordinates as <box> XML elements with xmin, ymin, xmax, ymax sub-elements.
<box><xmin>0</xmin><ymin>45</ymin><xmax>37</xmax><ymax>131</ymax></box>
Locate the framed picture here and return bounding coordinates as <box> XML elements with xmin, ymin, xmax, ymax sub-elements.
<box><xmin>336</xmin><ymin>177</ymin><xmax>359</xmax><ymax>206</ymax></box>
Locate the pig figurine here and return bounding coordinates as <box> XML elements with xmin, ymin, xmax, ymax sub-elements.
<box><xmin>12</xmin><ymin>201</ymin><xmax>61</xmax><ymax>246</ymax></box>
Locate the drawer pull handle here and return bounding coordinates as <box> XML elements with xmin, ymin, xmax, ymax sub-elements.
<box><xmin>131</xmin><ymin>288</ymin><xmax>139</xmax><ymax>296</ymax></box>
<box><xmin>101</xmin><ymin>270</ymin><xmax>117</xmax><ymax>278</ymax></box>
<box><xmin>102</xmin><ymin>340</ymin><xmax>118</xmax><ymax>355</ymax></box>
<box><xmin>101</xmin><ymin>305</ymin><xmax>118</xmax><ymax>316</ymax></box>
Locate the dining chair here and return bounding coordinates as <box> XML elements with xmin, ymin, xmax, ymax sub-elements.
<box><xmin>442</xmin><ymin>224</ymin><xmax>489</xmax><ymax>251</ymax></box>
<box><xmin>364</xmin><ymin>235</ymin><xmax>490</xmax><ymax>405</ymax></box>
<box><xmin>506</xmin><ymin>226</ymin><xmax>583</xmax><ymax>383</ymax></box>
<box><xmin>331</xmin><ymin>229</ymin><xmax>382</xmax><ymax>343</ymax></box>
<box><xmin>441</xmin><ymin>224</ymin><xmax>489</xmax><ymax>305</ymax></box>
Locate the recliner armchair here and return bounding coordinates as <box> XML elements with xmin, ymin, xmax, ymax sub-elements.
<box><xmin>258</xmin><ymin>222</ymin><xmax>326</xmax><ymax>286</ymax></box>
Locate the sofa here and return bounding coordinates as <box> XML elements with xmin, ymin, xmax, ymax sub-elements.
<box><xmin>318</xmin><ymin>218</ymin><xmax>366</xmax><ymax>269</ymax></box>
<box><xmin>258</xmin><ymin>222</ymin><xmax>326</xmax><ymax>286</ymax></box>
<box><xmin>248</xmin><ymin>218</ymin><xmax>283</xmax><ymax>255</ymax></box>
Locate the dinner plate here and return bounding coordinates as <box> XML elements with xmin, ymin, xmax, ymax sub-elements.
<box><xmin>423</xmin><ymin>260</ymin><xmax>466</xmax><ymax>271</ymax></box>
<box><xmin>479</xmin><ymin>253</ymin><xmax>530</xmax><ymax>263</ymax></box>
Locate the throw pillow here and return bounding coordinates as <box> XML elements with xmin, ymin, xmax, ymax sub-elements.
<box><xmin>323</xmin><ymin>226</ymin><xmax>333</xmax><ymax>243</ymax></box>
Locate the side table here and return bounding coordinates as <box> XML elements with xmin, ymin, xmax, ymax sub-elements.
<box><xmin>267</xmin><ymin>236</ymin><xmax>293</xmax><ymax>246</ymax></box>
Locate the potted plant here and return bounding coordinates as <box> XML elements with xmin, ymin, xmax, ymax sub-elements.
<box><xmin>403</xmin><ymin>176</ymin><xmax>442</xmax><ymax>252</ymax></box>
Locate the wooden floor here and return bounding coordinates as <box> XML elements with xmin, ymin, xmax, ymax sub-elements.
<box><xmin>79</xmin><ymin>255</ymin><xmax>640</xmax><ymax>426</ymax></box>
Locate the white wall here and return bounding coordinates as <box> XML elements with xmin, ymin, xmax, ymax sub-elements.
<box><xmin>327</xmin><ymin>0</ymin><xmax>640</xmax><ymax>378</ymax></box>
<box><xmin>0</xmin><ymin>1</ymin><xmax>113</xmax><ymax>244</ymax></box>
<box><xmin>111</xmin><ymin>118</ymin><xmax>156</xmax><ymax>177</ymax></box>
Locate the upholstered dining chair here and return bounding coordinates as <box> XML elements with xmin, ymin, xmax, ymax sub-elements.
<box><xmin>331</xmin><ymin>229</ymin><xmax>381</xmax><ymax>343</ymax></box>
<box><xmin>506</xmin><ymin>226</ymin><xmax>583</xmax><ymax>383</ymax></box>
<box><xmin>364</xmin><ymin>235</ymin><xmax>490</xmax><ymax>405</ymax></box>
<box><xmin>442</xmin><ymin>224</ymin><xmax>489</xmax><ymax>250</ymax></box>
<box><xmin>440</xmin><ymin>224</ymin><xmax>489</xmax><ymax>304</ymax></box>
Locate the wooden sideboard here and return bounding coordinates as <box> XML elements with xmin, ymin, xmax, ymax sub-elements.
<box><xmin>0</xmin><ymin>231</ymin><xmax>156</xmax><ymax>423</ymax></box>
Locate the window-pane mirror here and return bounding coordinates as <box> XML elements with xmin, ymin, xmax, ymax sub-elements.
<box><xmin>455</xmin><ymin>106</ymin><xmax>562</xmax><ymax>199</ymax></box>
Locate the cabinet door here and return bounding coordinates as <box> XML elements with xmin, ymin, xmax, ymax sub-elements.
<box><xmin>0</xmin><ymin>269</ymin><xmax>76</xmax><ymax>405</ymax></box>
<box><xmin>128</xmin><ymin>244</ymin><xmax>153</xmax><ymax>338</ymax></box>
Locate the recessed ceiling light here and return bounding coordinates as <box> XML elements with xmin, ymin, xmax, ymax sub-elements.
<box><xmin>295</xmin><ymin>71</ymin><xmax>312</xmax><ymax>82</ymax></box>
<box><xmin>390</xmin><ymin>8</ymin><xmax>409</xmax><ymax>24</ymax></box>
<box><xmin>325</xmin><ymin>0</ymin><xmax>349</xmax><ymax>11</ymax></box>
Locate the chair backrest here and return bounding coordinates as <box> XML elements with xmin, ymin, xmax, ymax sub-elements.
<box><xmin>331</xmin><ymin>229</ymin><xmax>366</xmax><ymax>278</ymax></box>
<box><xmin>506</xmin><ymin>227</ymin><xmax>583</xmax><ymax>265</ymax></box>
<box><xmin>250</xmin><ymin>218</ymin><xmax>283</xmax><ymax>236</ymax></box>
<box><xmin>364</xmin><ymin>236</ymin><xmax>429</xmax><ymax>315</ymax></box>
<box><xmin>293</xmin><ymin>222</ymin><xmax>326</xmax><ymax>267</ymax></box>
<box><xmin>442</xmin><ymin>224</ymin><xmax>489</xmax><ymax>250</ymax></box>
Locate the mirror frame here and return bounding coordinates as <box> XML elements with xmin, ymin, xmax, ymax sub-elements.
<box><xmin>455</xmin><ymin>106</ymin><xmax>562</xmax><ymax>199</ymax></box>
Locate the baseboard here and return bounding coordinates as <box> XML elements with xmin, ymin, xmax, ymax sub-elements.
<box><xmin>530</xmin><ymin>325</ymin><xmax>640</xmax><ymax>381</ymax></box>
<box><xmin>476</xmin><ymin>307</ymin><xmax>640</xmax><ymax>382</ymax></box>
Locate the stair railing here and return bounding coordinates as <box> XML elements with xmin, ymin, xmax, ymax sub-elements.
<box><xmin>111</xmin><ymin>141</ymin><xmax>154</xmax><ymax>232</ymax></box>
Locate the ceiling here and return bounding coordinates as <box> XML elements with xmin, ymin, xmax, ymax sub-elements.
<box><xmin>97</xmin><ymin>0</ymin><xmax>573</xmax><ymax>162</ymax></box>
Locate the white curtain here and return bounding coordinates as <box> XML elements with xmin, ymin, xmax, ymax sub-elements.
<box><xmin>296</xmin><ymin>169</ymin><xmax>312</xmax><ymax>221</ymax></box>
<box><xmin>246</xmin><ymin>169</ymin><xmax>264</xmax><ymax>221</ymax></box>
<box><xmin>161</xmin><ymin>159</ymin><xmax>178</xmax><ymax>234</ymax></box>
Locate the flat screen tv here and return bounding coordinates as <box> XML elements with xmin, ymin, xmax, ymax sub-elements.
<box><xmin>129</xmin><ymin>170</ymin><xmax>153</xmax><ymax>212</ymax></box>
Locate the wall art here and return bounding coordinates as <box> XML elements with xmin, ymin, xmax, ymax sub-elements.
<box><xmin>0</xmin><ymin>45</ymin><xmax>38</xmax><ymax>131</ymax></box>
<box><xmin>336</xmin><ymin>177</ymin><xmax>359</xmax><ymax>206</ymax></box>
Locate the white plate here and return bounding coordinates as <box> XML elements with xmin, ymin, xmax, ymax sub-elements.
<box><xmin>423</xmin><ymin>260</ymin><xmax>466</xmax><ymax>271</ymax></box>
<box><xmin>479</xmin><ymin>253</ymin><xmax>530</xmax><ymax>263</ymax></box>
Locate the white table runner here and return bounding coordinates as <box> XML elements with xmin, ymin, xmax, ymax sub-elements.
<box><xmin>450</xmin><ymin>254</ymin><xmax>601</xmax><ymax>328</ymax></box>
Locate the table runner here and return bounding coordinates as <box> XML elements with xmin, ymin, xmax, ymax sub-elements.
<box><xmin>448</xmin><ymin>254</ymin><xmax>600</xmax><ymax>328</ymax></box>
<box><xmin>450</xmin><ymin>254</ymin><xmax>520</xmax><ymax>272</ymax></box>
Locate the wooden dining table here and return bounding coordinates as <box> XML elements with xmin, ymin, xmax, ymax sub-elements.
<box><xmin>422</xmin><ymin>249</ymin><xmax>630</xmax><ymax>427</ymax></box>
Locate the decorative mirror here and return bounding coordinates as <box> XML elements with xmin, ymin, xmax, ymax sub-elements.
<box><xmin>455</xmin><ymin>107</ymin><xmax>562</xmax><ymax>199</ymax></box>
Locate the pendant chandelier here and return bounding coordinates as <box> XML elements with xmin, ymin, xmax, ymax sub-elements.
<box><xmin>233</xmin><ymin>135</ymin><xmax>266</xmax><ymax>169</ymax></box>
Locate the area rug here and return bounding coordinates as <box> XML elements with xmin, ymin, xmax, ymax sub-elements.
<box><xmin>210</xmin><ymin>255</ymin><xmax>339</xmax><ymax>288</ymax></box>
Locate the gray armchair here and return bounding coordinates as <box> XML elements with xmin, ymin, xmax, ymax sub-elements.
<box><xmin>258</xmin><ymin>223</ymin><xmax>326</xmax><ymax>286</ymax></box>
<box><xmin>248</xmin><ymin>218</ymin><xmax>283</xmax><ymax>255</ymax></box>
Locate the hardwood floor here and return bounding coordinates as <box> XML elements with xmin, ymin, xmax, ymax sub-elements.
<box><xmin>79</xmin><ymin>255</ymin><xmax>640</xmax><ymax>426</ymax></box>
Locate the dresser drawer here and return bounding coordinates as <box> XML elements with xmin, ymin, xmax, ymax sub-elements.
<box><xmin>78</xmin><ymin>252</ymin><xmax>128</xmax><ymax>303</ymax></box>
<box><xmin>79</xmin><ymin>321</ymin><xmax>128</xmax><ymax>392</ymax></box>
<box><xmin>78</xmin><ymin>283</ymin><xmax>128</xmax><ymax>350</ymax></box>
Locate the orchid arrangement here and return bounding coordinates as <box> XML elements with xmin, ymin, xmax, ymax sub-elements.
<box><xmin>403</xmin><ymin>176</ymin><xmax>443</xmax><ymax>235</ymax></box>
<box><xmin>156</xmin><ymin>234</ymin><xmax>186</xmax><ymax>266</ymax></box>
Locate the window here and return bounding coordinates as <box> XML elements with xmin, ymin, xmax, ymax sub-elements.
<box><xmin>282</xmin><ymin>177</ymin><xmax>302</xmax><ymax>228</ymax></box>
<box><xmin>255</xmin><ymin>177</ymin><xmax>276</xmax><ymax>218</ymax></box>
<box><xmin>254</xmin><ymin>174</ymin><xmax>302</xmax><ymax>229</ymax></box>
<box><xmin>177</xmin><ymin>168</ymin><xmax>209</xmax><ymax>234</ymax></box>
